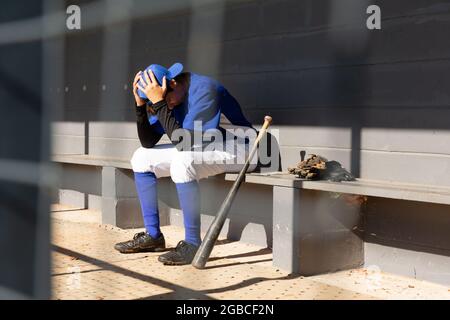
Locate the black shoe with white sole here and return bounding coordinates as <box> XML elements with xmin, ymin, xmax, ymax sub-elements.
<box><xmin>158</xmin><ymin>240</ymin><xmax>199</xmax><ymax>265</ymax></box>
<box><xmin>114</xmin><ymin>232</ymin><xmax>165</xmax><ymax>254</ymax></box>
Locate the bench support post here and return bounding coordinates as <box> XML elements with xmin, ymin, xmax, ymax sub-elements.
<box><xmin>273</xmin><ymin>186</ymin><xmax>301</xmax><ymax>273</ymax></box>
<box><xmin>101</xmin><ymin>167</ymin><xmax>144</xmax><ymax>228</ymax></box>
<box><xmin>273</xmin><ymin>186</ymin><xmax>364</xmax><ymax>275</ymax></box>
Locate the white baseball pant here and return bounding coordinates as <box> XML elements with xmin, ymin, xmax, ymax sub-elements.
<box><xmin>130</xmin><ymin>140</ymin><xmax>258</xmax><ymax>183</ymax></box>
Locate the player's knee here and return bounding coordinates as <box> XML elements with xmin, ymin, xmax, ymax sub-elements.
<box><xmin>170</xmin><ymin>152</ymin><xmax>197</xmax><ymax>183</ymax></box>
<box><xmin>130</xmin><ymin>147</ymin><xmax>152</xmax><ymax>173</ymax></box>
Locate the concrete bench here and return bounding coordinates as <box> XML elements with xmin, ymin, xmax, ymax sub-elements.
<box><xmin>225</xmin><ymin>172</ymin><xmax>450</xmax><ymax>275</ymax></box>
<box><xmin>52</xmin><ymin>154</ymin><xmax>247</xmax><ymax>229</ymax></box>
<box><xmin>53</xmin><ymin>154</ymin><xmax>144</xmax><ymax>228</ymax></box>
<box><xmin>53</xmin><ymin>154</ymin><xmax>450</xmax><ymax>279</ymax></box>
<box><xmin>53</xmin><ymin>154</ymin><xmax>132</xmax><ymax>170</ymax></box>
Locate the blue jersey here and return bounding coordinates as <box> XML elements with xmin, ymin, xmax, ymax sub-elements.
<box><xmin>148</xmin><ymin>73</ymin><xmax>252</xmax><ymax>134</ymax></box>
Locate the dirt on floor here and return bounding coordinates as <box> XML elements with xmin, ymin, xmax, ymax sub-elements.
<box><xmin>51</xmin><ymin>205</ymin><xmax>450</xmax><ymax>300</ymax></box>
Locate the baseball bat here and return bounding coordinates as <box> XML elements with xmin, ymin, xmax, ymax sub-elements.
<box><xmin>191</xmin><ymin>115</ymin><xmax>273</xmax><ymax>269</ymax></box>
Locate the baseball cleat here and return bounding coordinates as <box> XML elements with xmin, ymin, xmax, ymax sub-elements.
<box><xmin>158</xmin><ymin>240</ymin><xmax>199</xmax><ymax>265</ymax></box>
<box><xmin>114</xmin><ymin>232</ymin><xmax>166</xmax><ymax>254</ymax></box>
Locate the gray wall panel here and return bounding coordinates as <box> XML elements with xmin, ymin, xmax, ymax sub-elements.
<box><xmin>274</xmin><ymin>127</ymin><xmax>450</xmax><ymax>155</ymax></box>
<box><xmin>51</xmin><ymin>135</ymin><xmax>85</xmax><ymax>155</ymax></box>
<box><xmin>220</xmin><ymin>15</ymin><xmax>450</xmax><ymax>74</ymax></box>
<box><xmin>246</xmin><ymin>61</ymin><xmax>450</xmax><ymax>109</ymax></box>
<box><xmin>365</xmin><ymin>242</ymin><xmax>450</xmax><ymax>286</ymax></box>
<box><xmin>360</xmin><ymin>151</ymin><xmax>450</xmax><ymax>186</ymax></box>
<box><xmin>363</xmin><ymin>195</ymin><xmax>450</xmax><ymax>283</ymax></box>
<box><xmin>361</xmin><ymin>128</ymin><xmax>450</xmax><ymax>155</ymax></box>
<box><xmin>51</xmin><ymin>122</ymin><xmax>85</xmax><ymax>136</ymax></box>
<box><xmin>89</xmin><ymin>122</ymin><xmax>138</xmax><ymax>139</ymax></box>
<box><xmin>364</xmin><ymin>197</ymin><xmax>450</xmax><ymax>253</ymax></box>
<box><xmin>275</xmin><ymin>126</ymin><xmax>352</xmax><ymax>148</ymax></box>
<box><xmin>88</xmin><ymin>137</ymin><xmax>141</xmax><ymax>159</ymax></box>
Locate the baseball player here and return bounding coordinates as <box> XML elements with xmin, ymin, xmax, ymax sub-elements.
<box><xmin>114</xmin><ymin>63</ymin><xmax>257</xmax><ymax>265</ymax></box>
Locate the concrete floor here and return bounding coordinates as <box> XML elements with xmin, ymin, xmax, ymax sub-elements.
<box><xmin>51</xmin><ymin>204</ymin><xmax>450</xmax><ymax>300</ymax></box>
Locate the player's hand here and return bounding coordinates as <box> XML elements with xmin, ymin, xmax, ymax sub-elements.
<box><xmin>132</xmin><ymin>71</ymin><xmax>146</xmax><ymax>107</ymax></box>
<box><xmin>137</xmin><ymin>70</ymin><xmax>167</xmax><ymax>104</ymax></box>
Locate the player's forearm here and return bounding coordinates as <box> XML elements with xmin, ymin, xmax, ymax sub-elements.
<box><xmin>152</xmin><ymin>101</ymin><xmax>197</xmax><ymax>151</ymax></box>
<box><xmin>152</xmin><ymin>101</ymin><xmax>182</xmax><ymax>140</ymax></box>
<box><xmin>135</xmin><ymin>105</ymin><xmax>162</xmax><ymax>148</ymax></box>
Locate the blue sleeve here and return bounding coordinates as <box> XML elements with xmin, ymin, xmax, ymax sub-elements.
<box><xmin>182</xmin><ymin>84</ymin><xmax>221</xmax><ymax>131</ymax></box>
<box><xmin>218</xmin><ymin>86</ymin><xmax>253</xmax><ymax>128</ymax></box>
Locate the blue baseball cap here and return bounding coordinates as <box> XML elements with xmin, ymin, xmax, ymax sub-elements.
<box><xmin>137</xmin><ymin>62</ymin><xmax>184</xmax><ymax>101</ymax></box>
